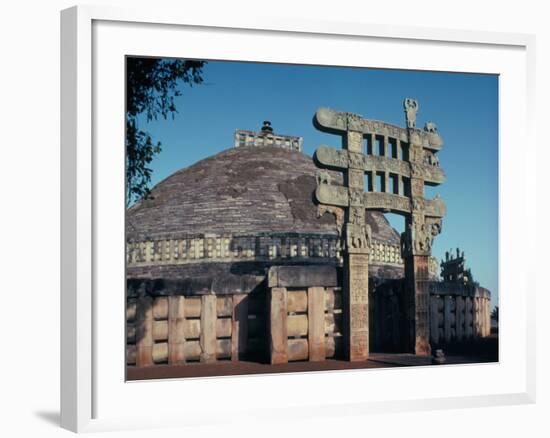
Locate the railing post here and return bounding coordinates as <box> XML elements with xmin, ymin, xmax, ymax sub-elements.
<box><xmin>269</xmin><ymin>287</ymin><xmax>288</xmax><ymax>364</ymax></box>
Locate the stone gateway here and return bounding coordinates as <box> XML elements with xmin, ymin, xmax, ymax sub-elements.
<box><xmin>125</xmin><ymin>108</ymin><xmax>492</xmax><ymax>373</ymax></box>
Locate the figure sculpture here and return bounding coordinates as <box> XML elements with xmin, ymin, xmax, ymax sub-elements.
<box><xmin>404</xmin><ymin>98</ymin><xmax>419</xmax><ymax>129</ymax></box>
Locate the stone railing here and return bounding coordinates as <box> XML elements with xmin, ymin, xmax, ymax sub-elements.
<box><xmin>370</xmin><ymin>241</ymin><xmax>404</xmax><ymax>265</ymax></box>
<box><xmin>126</xmin><ymin>266</ymin><xmax>345</xmax><ymax>368</ymax></box>
<box><xmin>127</xmin><ymin>293</ymin><xmax>249</xmax><ymax>366</ymax></box>
<box><xmin>126</xmin><ymin>266</ymin><xmax>493</xmax><ymax>368</ymax></box>
<box><xmin>267</xmin><ymin>266</ymin><xmax>343</xmax><ymax>363</ymax></box>
<box><xmin>126</xmin><ymin>233</ymin><xmax>404</xmax><ymax>267</ymax></box>
<box><xmin>234</xmin><ymin>129</ymin><xmax>303</xmax><ymax>152</ymax></box>
<box><xmin>370</xmin><ymin>280</ymin><xmax>492</xmax><ymax>352</ymax></box>
<box><xmin>428</xmin><ymin>283</ymin><xmax>491</xmax><ymax>345</ymax></box>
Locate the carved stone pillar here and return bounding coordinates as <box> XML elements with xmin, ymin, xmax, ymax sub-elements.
<box><xmin>404</xmin><ymin>131</ymin><xmax>433</xmax><ymax>356</ymax></box>
<box><xmin>404</xmin><ymin>249</ymin><xmax>432</xmax><ymax>356</ymax></box>
<box><xmin>343</xmin><ymin>128</ymin><xmax>370</xmax><ymax>361</ymax></box>
<box><xmin>344</xmin><ymin>252</ymin><xmax>369</xmax><ymax>361</ymax></box>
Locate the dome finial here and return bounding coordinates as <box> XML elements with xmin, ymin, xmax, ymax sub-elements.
<box><xmin>261</xmin><ymin>120</ymin><xmax>273</xmax><ymax>134</ymax></box>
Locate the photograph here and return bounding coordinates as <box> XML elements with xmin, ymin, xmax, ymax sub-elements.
<box><xmin>1</xmin><ymin>0</ymin><xmax>544</xmax><ymax>436</ymax></box>
<box><xmin>124</xmin><ymin>57</ymin><xmax>499</xmax><ymax>380</ymax></box>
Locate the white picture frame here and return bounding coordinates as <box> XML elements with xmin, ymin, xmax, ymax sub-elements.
<box><xmin>60</xmin><ymin>4</ymin><xmax>536</xmax><ymax>433</ymax></box>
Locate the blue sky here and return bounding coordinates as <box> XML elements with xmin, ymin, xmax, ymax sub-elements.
<box><xmin>135</xmin><ymin>60</ymin><xmax>498</xmax><ymax>308</ymax></box>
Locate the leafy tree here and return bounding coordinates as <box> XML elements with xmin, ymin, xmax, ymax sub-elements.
<box><xmin>126</xmin><ymin>57</ymin><xmax>206</xmax><ymax>206</ymax></box>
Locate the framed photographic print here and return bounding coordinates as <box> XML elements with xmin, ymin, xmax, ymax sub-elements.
<box><xmin>61</xmin><ymin>5</ymin><xmax>536</xmax><ymax>433</ymax></box>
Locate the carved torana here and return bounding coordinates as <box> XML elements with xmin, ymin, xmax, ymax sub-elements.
<box><xmin>313</xmin><ymin>98</ymin><xmax>446</xmax><ymax>358</ymax></box>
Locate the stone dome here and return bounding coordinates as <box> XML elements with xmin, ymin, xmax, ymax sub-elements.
<box><xmin>126</xmin><ymin>146</ymin><xmax>404</xmax><ymax>290</ymax></box>
<box><xmin>127</xmin><ymin>146</ymin><xmax>399</xmax><ymax>244</ymax></box>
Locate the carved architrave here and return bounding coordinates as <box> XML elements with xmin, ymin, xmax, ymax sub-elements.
<box><xmin>315</xmin><ymin>145</ymin><xmax>349</xmax><ymax>169</ymax></box>
<box><xmin>363</xmin><ymin>192</ymin><xmax>411</xmax><ymax>215</ymax></box>
<box><xmin>315</xmin><ymin>184</ymin><xmax>349</xmax><ymax>207</ymax></box>
<box><xmin>316</xmin><ymin>107</ymin><xmax>442</xmax><ymax>150</ymax></box>
<box><xmin>364</xmin><ymin>156</ymin><xmax>411</xmax><ymax>176</ymax></box>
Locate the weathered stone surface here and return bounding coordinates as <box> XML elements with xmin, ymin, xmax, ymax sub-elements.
<box><xmin>127</xmin><ymin>264</ymin><xmax>267</xmax><ymax>296</ymax></box>
<box><xmin>325</xmin><ymin>335</ymin><xmax>343</xmax><ymax>358</ymax></box>
<box><xmin>200</xmin><ymin>295</ymin><xmax>217</xmax><ymax>363</ymax></box>
<box><xmin>234</xmin><ymin>124</ymin><xmax>303</xmax><ymax>152</ymax></box>
<box><xmin>152</xmin><ymin>297</ymin><xmax>168</xmax><ymax>320</ymax></box>
<box><xmin>288</xmin><ymin>338</ymin><xmax>309</xmax><ymax>361</ymax></box>
<box><xmin>308</xmin><ymin>287</ymin><xmax>326</xmax><ymax>361</ymax></box>
<box><xmin>216</xmin><ymin>318</ymin><xmax>232</xmax><ymax>338</ymax></box>
<box><xmin>315</xmin><ymin>184</ymin><xmax>349</xmax><ymax>207</ymax></box>
<box><xmin>269</xmin><ymin>287</ymin><xmax>288</xmax><ymax>364</ymax></box>
<box><xmin>152</xmin><ymin>342</ymin><xmax>168</xmax><ymax>364</ymax></box>
<box><xmin>344</xmin><ymin>253</ymin><xmax>369</xmax><ymax>361</ymax></box>
<box><xmin>408</xmin><ymin>255</ymin><xmax>432</xmax><ymax>356</ymax></box>
<box><xmin>268</xmin><ymin>265</ymin><xmax>339</xmax><ymax>288</ymax></box>
<box><xmin>364</xmin><ymin>192</ymin><xmax>411</xmax><ymax>215</ymax></box>
<box><xmin>325</xmin><ymin>288</ymin><xmax>343</xmax><ymax>311</ymax></box>
<box><xmin>184</xmin><ymin>297</ymin><xmax>201</xmax><ymax>318</ymax></box>
<box><xmin>315</xmin><ymin>145</ymin><xmax>445</xmax><ymax>185</ymax></box>
<box><xmin>153</xmin><ymin>320</ymin><xmax>169</xmax><ymax>341</ymax></box>
<box><xmin>136</xmin><ymin>296</ymin><xmax>153</xmax><ymax>367</ymax></box>
<box><xmin>287</xmin><ymin>290</ymin><xmax>308</xmax><ymax>313</ymax></box>
<box><xmin>127</xmin><ymin>147</ymin><xmax>342</xmax><ymax>239</ymax></box>
<box><xmin>287</xmin><ymin>314</ymin><xmax>308</xmax><ymax>337</ymax></box>
<box><xmin>184</xmin><ymin>319</ymin><xmax>201</xmax><ymax>339</ymax></box>
<box><xmin>151</xmin><ymin>340</ymin><xmax>232</xmax><ymax>363</ymax></box>
<box><xmin>216</xmin><ymin>296</ymin><xmax>232</xmax><ymax>317</ymax></box>
<box><xmin>325</xmin><ymin>312</ymin><xmax>343</xmax><ymax>335</ymax></box>
<box><xmin>168</xmin><ymin>296</ymin><xmax>186</xmax><ymax>364</ymax></box>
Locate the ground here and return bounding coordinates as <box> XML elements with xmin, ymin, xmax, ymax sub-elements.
<box><xmin>127</xmin><ymin>335</ymin><xmax>498</xmax><ymax>380</ymax></box>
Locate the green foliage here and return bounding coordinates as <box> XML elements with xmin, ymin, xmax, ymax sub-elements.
<box><xmin>126</xmin><ymin>57</ymin><xmax>206</xmax><ymax>206</ymax></box>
